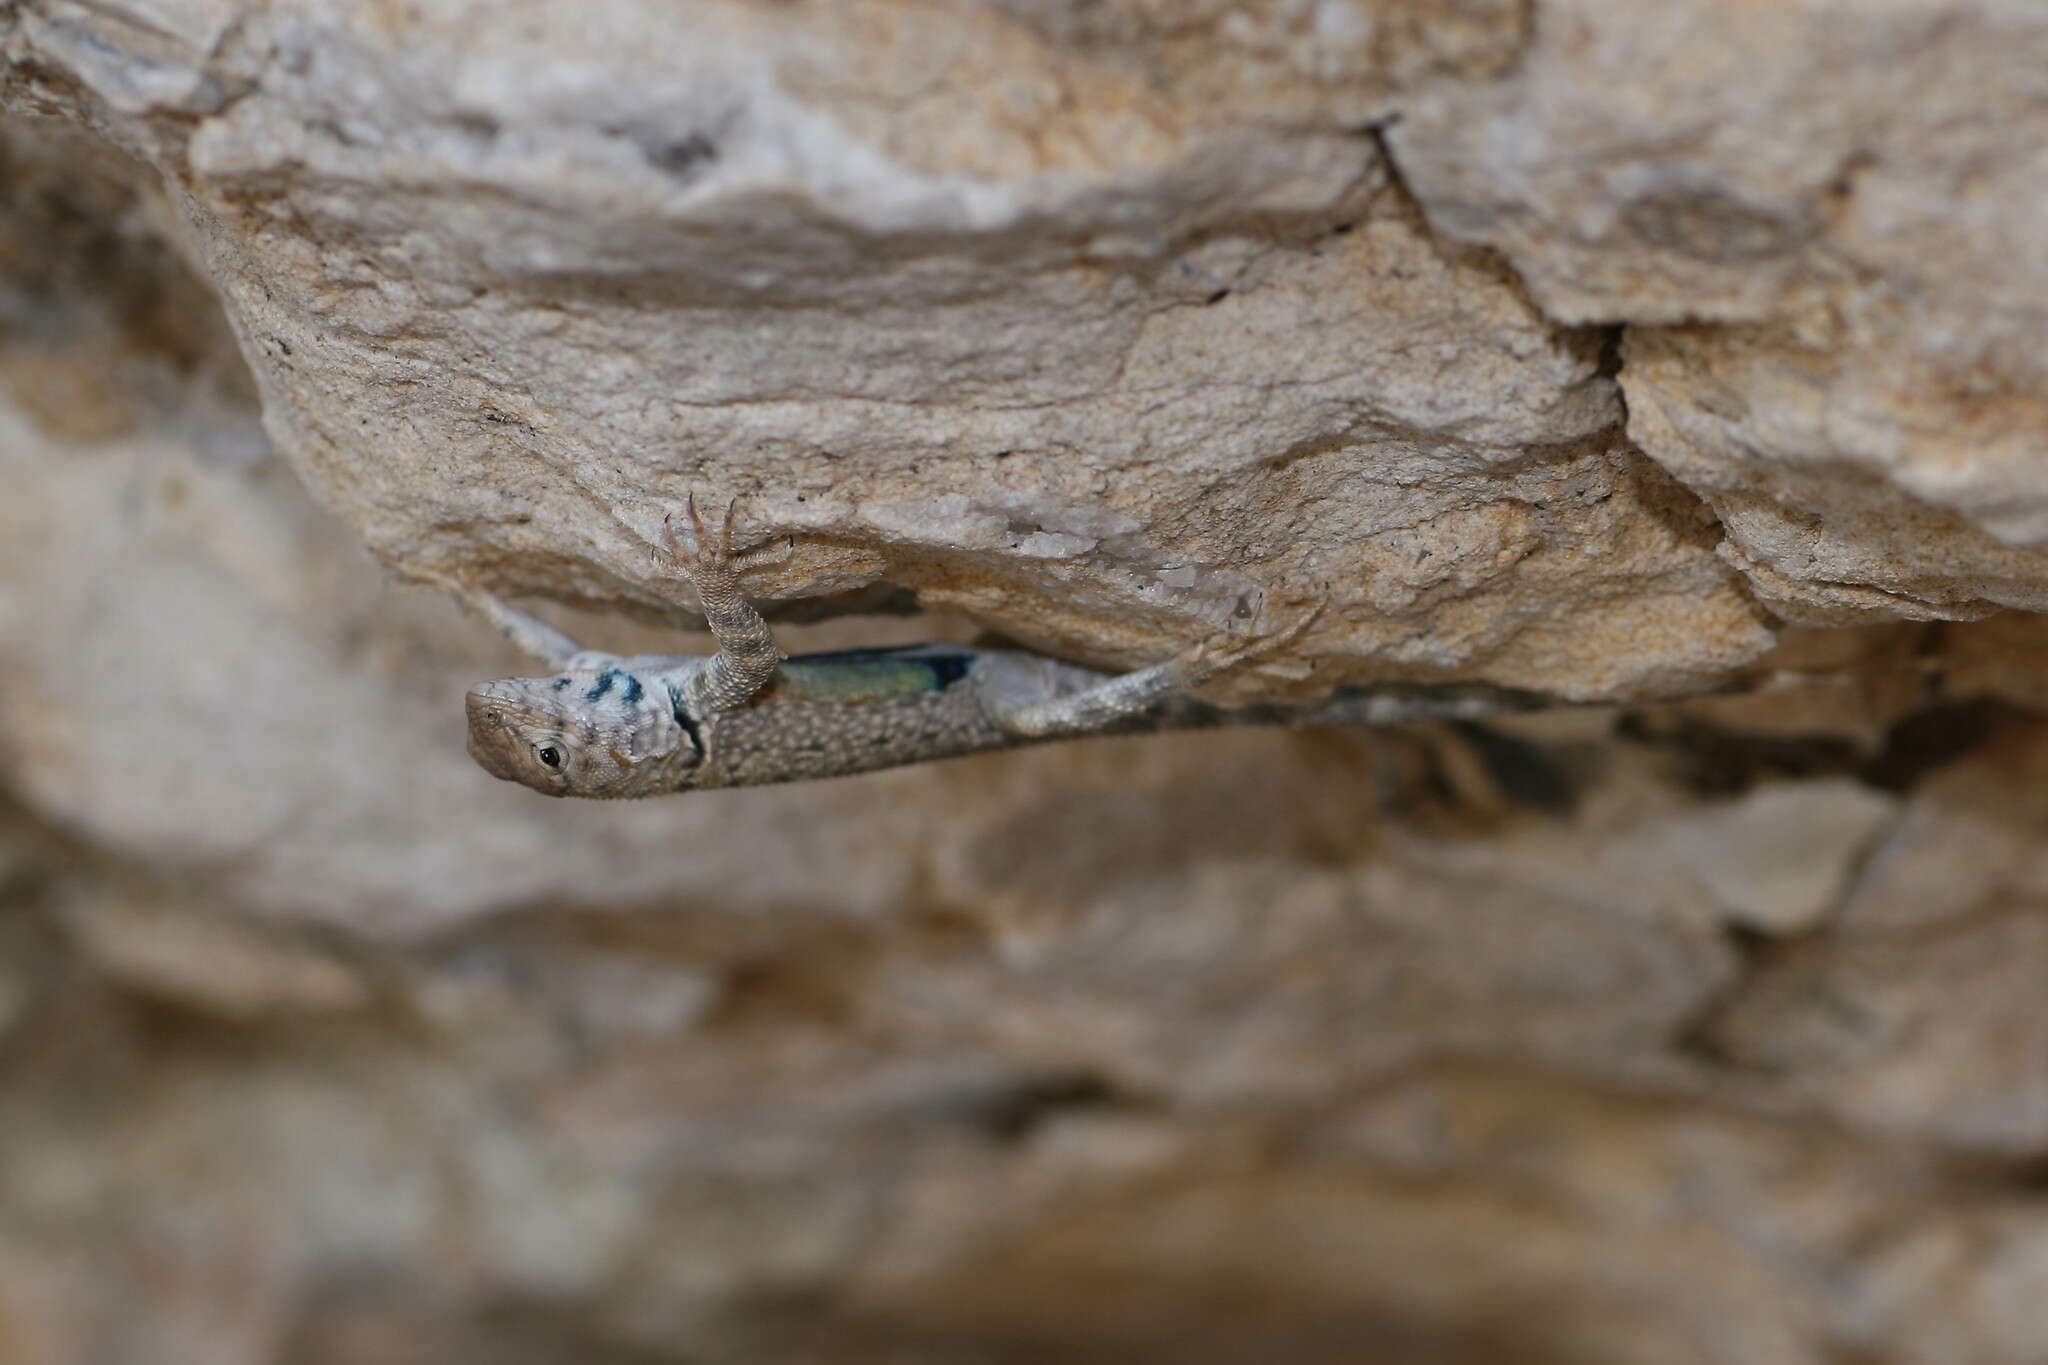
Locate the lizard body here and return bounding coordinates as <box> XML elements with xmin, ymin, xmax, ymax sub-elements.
<box><xmin>455</xmin><ymin>499</ymin><xmax>1553</xmax><ymax>798</ymax></box>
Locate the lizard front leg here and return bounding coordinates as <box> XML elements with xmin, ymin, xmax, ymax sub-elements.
<box><xmin>428</xmin><ymin>571</ymin><xmax>606</xmax><ymax>672</ymax></box>
<box><xmin>662</xmin><ymin>494</ymin><xmax>785</xmax><ymax>714</ymax></box>
<box><xmin>988</xmin><ymin>603</ymin><xmax>1317</xmax><ymax>739</ymax></box>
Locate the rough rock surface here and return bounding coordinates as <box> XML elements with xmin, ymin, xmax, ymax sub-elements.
<box><xmin>1392</xmin><ymin>0</ymin><xmax>2048</xmax><ymax>622</ymax></box>
<box><xmin>7</xmin><ymin>3</ymin><xmax>2048</xmax><ymax>1364</ymax></box>
<box><xmin>5</xmin><ymin>0</ymin><xmax>1783</xmax><ymax>703</ymax></box>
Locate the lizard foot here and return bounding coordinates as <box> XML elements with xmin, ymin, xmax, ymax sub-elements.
<box><xmin>661</xmin><ymin>495</ymin><xmax>793</xmax><ymax>577</ymax></box>
<box><xmin>1169</xmin><ymin>596</ymin><xmax>1323</xmax><ymax>690</ymax></box>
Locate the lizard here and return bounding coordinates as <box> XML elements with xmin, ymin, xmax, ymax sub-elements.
<box><xmin>452</xmin><ymin>497</ymin><xmax>1559</xmax><ymax>798</ymax></box>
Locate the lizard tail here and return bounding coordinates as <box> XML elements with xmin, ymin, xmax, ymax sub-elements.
<box><xmin>1285</xmin><ymin>682</ymin><xmax>1562</xmax><ymax>728</ymax></box>
<box><xmin>1141</xmin><ymin>682</ymin><xmax>1564</xmax><ymax>734</ymax></box>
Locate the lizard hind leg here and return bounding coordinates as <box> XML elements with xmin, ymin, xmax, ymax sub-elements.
<box><xmin>986</xmin><ymin>599</ymin><xmax>1320</xmax><ymax>740</ymax></box>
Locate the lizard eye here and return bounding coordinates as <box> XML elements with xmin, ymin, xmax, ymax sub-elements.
<box><xmin>535</xmin><ymin>745</ymin><xmax>563</xmax><ymax>769</ymax></box>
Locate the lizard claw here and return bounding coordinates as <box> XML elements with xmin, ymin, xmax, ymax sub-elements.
<box><xmin>664</xmin><ymin>494</ymin><xmax>740</xmax><ymax>574</ymax></box>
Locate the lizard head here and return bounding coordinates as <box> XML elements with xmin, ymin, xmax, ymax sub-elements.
<box><xmin>465</xmin><ymin>666</ymin><xmax>691</xmax><ymax>798</ymax></box>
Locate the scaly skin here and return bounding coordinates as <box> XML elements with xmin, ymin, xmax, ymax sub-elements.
<box><xmin>453</xmin><ymin>500</ymin><xmax>1553</xmax><ymax>798</ymax></box>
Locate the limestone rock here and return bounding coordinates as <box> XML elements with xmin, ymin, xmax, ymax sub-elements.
<box><xmin>1842</xmin><ymin>722</ymin><xmax>2048</xmax><ymax>933</ymax></box>
<box><xmin>1706</xmin><ymin>908</ymin><xmax>2048</xmax><ymax>1155</ymax></box>
<box><xmin>4</xmin><ymin>2</ymin><xmax>1773</xmax><ymax>702</ymax></box>
<box><xmin>9</xmin><ymin>5</ymin><xmax>2048</xmax><ymax>1364</ymax></box>
<box><xmin>1390</xmin><ymin>0</ymin><xmax>2048</xmax><ymax>622</ymax></box>
<box><xmin>12</xmin><ymin>1</ymin><xmax>2048</xmax><ymax>652</ymax></box>
<box><xmin>1622</xmin><ymin>778</ymin><xmax>1899</xmax><ymax>936</ymax></box>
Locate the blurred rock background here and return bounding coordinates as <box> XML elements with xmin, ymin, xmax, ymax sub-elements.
<box><xmin>4</xmin><ymin>3</ymin><xmax>2048</xmax><ymax>1362</ymax></box>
